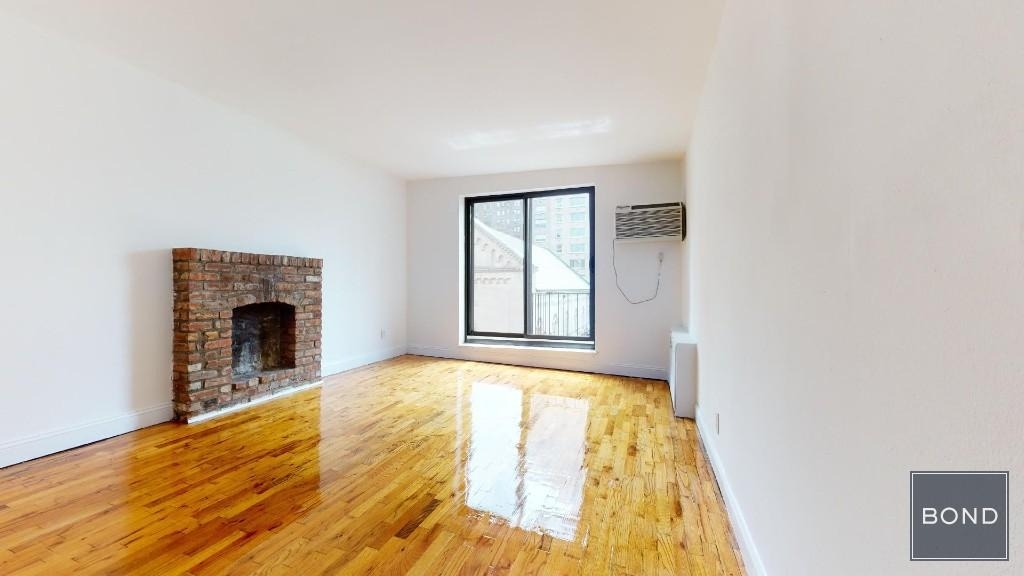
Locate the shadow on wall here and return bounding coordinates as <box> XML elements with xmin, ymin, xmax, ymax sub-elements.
<box><xmin>128</xmin><ymin>250</ymin><xmax>174</xmax><ymax>414</ymax></box>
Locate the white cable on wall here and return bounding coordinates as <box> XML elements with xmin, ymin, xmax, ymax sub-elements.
<box><xmin>612</xmin><ymin>239</ymin><xmax>664</xmax><ymax>304</ymax></box>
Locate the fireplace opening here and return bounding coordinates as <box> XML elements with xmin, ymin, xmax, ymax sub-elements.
<box><xmin>231</xmin><ymin>302</ymin><xmax>296</xmax><ymax>378</ymax></box>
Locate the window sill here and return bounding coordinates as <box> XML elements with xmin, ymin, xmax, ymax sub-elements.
<box><xmin>462</xmin><ymin>337</ymin><xmax>596</xmax><ymax>353</ymax></box>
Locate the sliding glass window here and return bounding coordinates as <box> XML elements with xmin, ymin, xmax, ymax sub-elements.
<box><xmin>465</xmin><ymin>187</ymin><xmax>594</xmax><ymax>349</ymax></box>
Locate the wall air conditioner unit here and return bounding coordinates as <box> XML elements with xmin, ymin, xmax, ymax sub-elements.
<box><xmin>614</xmin><ymin>202</ymin><xmax>686</xmax><ymax>242</ymax></box>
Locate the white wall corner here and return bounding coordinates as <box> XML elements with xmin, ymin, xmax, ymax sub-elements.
<box><xmin>695</xmin><ymin>405</ymin><xmax>768</xmax><ymax>576</ymax></box>
<box><xmin>0</xmin><ymin>403</ymin><xmax>174</xmax><ymax>469</ymax></box>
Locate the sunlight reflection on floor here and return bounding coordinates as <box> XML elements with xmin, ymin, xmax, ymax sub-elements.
<box><xmin>465</xmin><ymin>381</ymin><xmax>589</xmax><ymax>541</ymax></box>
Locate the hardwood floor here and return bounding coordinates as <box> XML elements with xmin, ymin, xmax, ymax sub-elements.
<box><xmin>0</xmin><ymin>355</ymin><xmax>744</xmax><ymax>575</ymax></box>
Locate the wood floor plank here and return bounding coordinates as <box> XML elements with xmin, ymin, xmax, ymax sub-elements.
<box><xmin>0</xmin><ymin>355</ymin><xmax>744</xmax><ymax>575</ymax></box>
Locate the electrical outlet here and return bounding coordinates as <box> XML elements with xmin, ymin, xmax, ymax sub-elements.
<box><xmin>379</xmin><ymin>329</ymin><xmax>386</xmax><ymax>340</ymax></box>
<box><xmin>715</xmin><ymin>412</ymin><xmax>721</xmax><ymax>435</ymax></box>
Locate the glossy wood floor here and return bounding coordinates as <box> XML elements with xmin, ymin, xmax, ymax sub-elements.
<box><xmin>0</xmin><ymin>356</ymin><xmax>744</xmax><ymax>575</ymax></box>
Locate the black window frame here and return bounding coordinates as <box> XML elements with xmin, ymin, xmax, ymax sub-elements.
<box><xmin>464</xmin><ymin>186</ymin><xmax>596</xmax><ymax>349</ymax></box>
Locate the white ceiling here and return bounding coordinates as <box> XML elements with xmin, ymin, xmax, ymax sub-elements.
<box><xmin>1</xmin><ymin>0</ymin><xmax>723</xmax><ymax>179</ymax></box>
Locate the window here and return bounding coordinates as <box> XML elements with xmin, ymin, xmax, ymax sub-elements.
<box><xmin>466</xmin><ymin>187</ymin><xmax>594</xmax><ymax>348</ymax></box>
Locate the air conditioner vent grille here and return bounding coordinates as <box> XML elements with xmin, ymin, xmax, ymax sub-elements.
<box><xmin>615</xmin><ymin>202</ymin><xmax>685</xmax><ymax>241</ymax></box>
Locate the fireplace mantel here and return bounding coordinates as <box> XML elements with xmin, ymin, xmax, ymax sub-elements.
<box><xmin>171</xmin><ymin>248</ymin><xmax>323</xmax><ymax>422</ymax></box>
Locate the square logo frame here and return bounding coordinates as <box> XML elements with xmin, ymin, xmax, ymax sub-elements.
<box><xmin>910</xmin><ymin>471</ymin><xmax>1008</xmax><ymax>561</ymax></box>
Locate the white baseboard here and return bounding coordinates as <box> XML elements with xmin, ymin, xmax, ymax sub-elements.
<box><xmin>407</xmin><ymin>344</ymin><xmax>668</xmax><ymax>381</ymax></box>
<box><xmin>695</xmin><ymin>405</ymin><xmax>768</xmax><ymax>576</ymax></box>
<box><xmin>0</xmin><ymin>346</ymin><xmax>409</xmax><ymax>469</ymax></box>
<box><xmin>406</xmin><ymin>344</ymin><xmax>450</xmax><ymax>358</ymax></box>
<box><xmin>0</xmin><ymin>403</ymin><xmax>173</xmax><ymax>469</ymax></box>
<box><xmin>322</xmin><ymin>345</ymin><xmax>407</xmax><ymax>377</ymax></box>
<box><xmin>608</xmin><ymin>363</ymin><xmax>668</xmax><ymax>380</ymax></box>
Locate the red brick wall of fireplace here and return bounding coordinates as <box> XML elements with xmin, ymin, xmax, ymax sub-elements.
<box><xmin>172</xmin><ymin>248</ymin><xmax>323</xmax><ymax>421</ymax></box>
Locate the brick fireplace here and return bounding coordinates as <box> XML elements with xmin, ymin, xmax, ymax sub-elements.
<box><xmin>172</xmin><ymin>248</ymin><xmax>323</xmax><ymax>422</ymax></box>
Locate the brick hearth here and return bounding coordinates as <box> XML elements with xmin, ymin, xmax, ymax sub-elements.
<box><xmin>172</xmin><ymin>248</ymin><xmax>323</xmax><ymax>421</ymax></box>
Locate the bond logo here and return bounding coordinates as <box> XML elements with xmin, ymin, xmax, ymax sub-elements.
<box><xmin>911</xmin><ymin>472</ymin><xmax>1008</xmax><ymax>561</ymax></box>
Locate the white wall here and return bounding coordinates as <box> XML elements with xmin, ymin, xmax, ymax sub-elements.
<box><xmin>688</xmin><ymin>1</ymin><xmax>1024</xmax><ymax>574</ymax></box>
<box><xmin>0</xmin><ymin>13</ymin><xmax>406</xmax><ymax>468</ymax></box>
<box><xmin>407</xmin><ymin>160</ymin><xmax>684</xmax><ymax>380</ymax></box>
